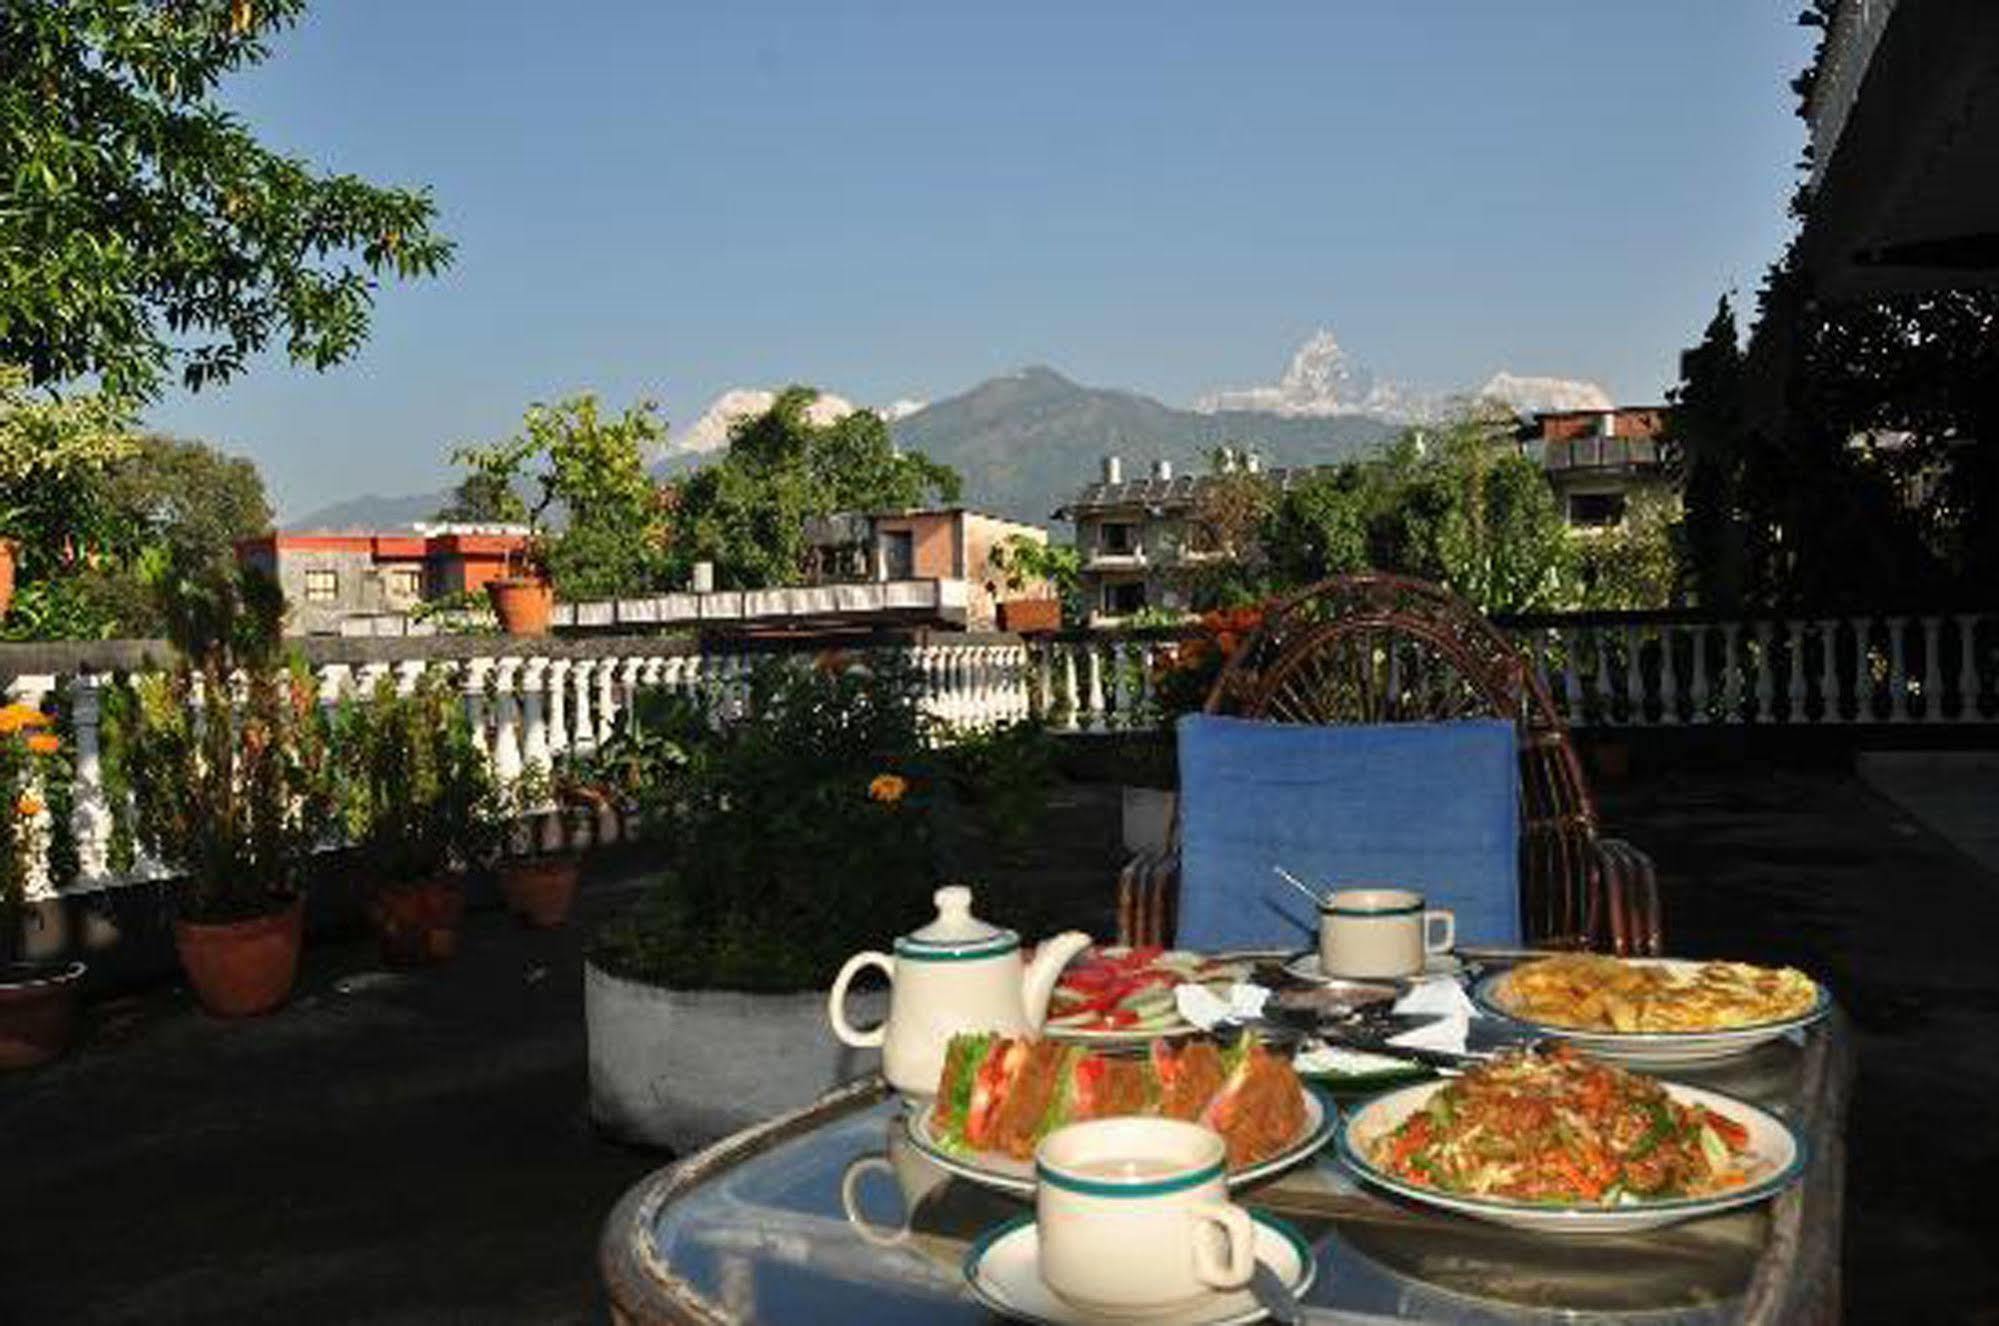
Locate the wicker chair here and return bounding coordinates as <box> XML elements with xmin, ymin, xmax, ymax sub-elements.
<box><xmin>1116</xmin><ymin>573</ymin><xmax>1663</xmax><ymax>955</ymax></box>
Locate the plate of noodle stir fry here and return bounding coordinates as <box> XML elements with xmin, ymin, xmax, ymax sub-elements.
<box><xmin>1472</xmin><ymin>955</ymin><xmax>1829</xmax><ymax>1066</ymax></box>
<box><xmin>1337</xmin><ymin>1047</ymin><xmax>1803</xmax><ymax>1233</ymax></box>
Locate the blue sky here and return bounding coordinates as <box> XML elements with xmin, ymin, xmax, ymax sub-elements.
<box><xmin>143</xmin><ymin>1</ymin><xmax>1812</xmax><ymax>519</ymax></box>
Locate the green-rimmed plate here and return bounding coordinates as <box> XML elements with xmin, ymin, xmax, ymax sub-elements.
<box><xmin>906</xmin><ymin>1086</ymin><xmax>1337</xmax><ymax>1198</ymax></box>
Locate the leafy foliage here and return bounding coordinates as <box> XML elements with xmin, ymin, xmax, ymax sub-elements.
<box><xmin>1</xmin><ymin>0</ymin><xmax>452</xmax><ymax>398</ymax></box>
<box><xmin>1573</xmin><ymin>490</ymin><xmax>1683</xmax><ymax>611</ymax></box>
<box><xmin>934</xmin><ymin>718</ymin><xmax>1059</xmax><ymax>856</ymax></box>
<box><xmin>333</xmin><ymin>673</ymin><xmax>500</xmax><ymax>887</ymax></box>
<box><xmin>108</xmin><ymin>563</ymin><xmax>333</xmax><ymax>921</ymax></box>
<box><xmin>0</xmin><ymin>368</ymin><xmax>138</xmax><ymax>588</ymax></box>
<box><xmin>590</xmin><ymin>655</ymin><xmax>940</xmax><ymax>993</ymax></box>
<box><xmin>1</xmin><ymin>700</ymin><xmax>69</xmax><ymax>964</ymax></box>
<box><xmin>989</xmin><ymin>534</ymin><xmax>1083</xmax><ymax>623</ymax></box>
<box><xmin>664</xmin><ymin>387</ymin><xmax>962</xmax><ymax>590</ymax></box>
<box><xmin>451</xmin><ymin>394</ymin><xmax>668</xmax><ymax>597</ymax></box>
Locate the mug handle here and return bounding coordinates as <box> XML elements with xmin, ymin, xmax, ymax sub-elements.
<box><xmin>1187</xmin><ymin>1201</ymin><xmax>1256</xmax><ymax>1291</ymax></box>
<box><xmin>828</xmin><ymin>951</ymin><xmax>891</xmax><ymax>1048</ymax></box>
<box><xmin>1424</xmin><ymin>910</ymin><xmax>1456</xmax><ymax>954</ymax></box>
<box><xmin>838</xmin><ymin>1155</ymin><xmax>910</xmax><ymax>1247</ymax></box>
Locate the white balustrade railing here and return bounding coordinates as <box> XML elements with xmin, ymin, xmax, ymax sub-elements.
<box><xmin>4</xmin><ymin>611</ymin><xmax>1991</xmax><ymax>898</ymax></box>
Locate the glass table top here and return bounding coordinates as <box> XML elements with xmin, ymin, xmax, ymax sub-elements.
<box><xmin>620</xmin><ymin>1025</ymin><xmax>1846</xmax><ymax>1325</ymax></box>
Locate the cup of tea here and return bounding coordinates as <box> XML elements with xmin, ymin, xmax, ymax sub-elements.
<box><xmin>1034</xmin><ymin>1117</ymin><xmax>1255</xmax><ymax>1316</ymax></box>
<box><xmin>1319</xmin><ymin>887</ymin><xmax>1455</xmax><ymax>979</ymax></box>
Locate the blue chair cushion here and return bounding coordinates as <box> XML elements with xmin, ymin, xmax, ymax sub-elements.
<box><xmin>1174</xmin><ymin>714</ymin><xmax>1521</xmax><ymax>952</ymax></box>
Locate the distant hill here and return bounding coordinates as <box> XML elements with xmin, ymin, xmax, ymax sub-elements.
<box><xmin>888</xmin><ymin>366</ymin><xmax>1396</xmax><ymax>523</ymax></box>
<box><xmin>290</xmin><ymin>365</ymin><xmax>1399</xmax><ymax>533</ymax></box>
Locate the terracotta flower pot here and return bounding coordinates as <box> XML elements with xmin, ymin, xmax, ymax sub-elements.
<box><xmin>368</xmin><ymin>877</ymin><xmax>466</xmax><ymax>967</ymax></box>
<box><xmin>0</xmin><ymin>537</ymin><xmax>17</xmax><ymax>621</ymax></box>
<box><xmin>173</xmin><ymin>896</ymin><xmax>304</xmax><ymax>1018</ymax></box>
<box><xmin>0</xmin><ymin>960</ymin><xmax>84</xmax><ymax>1070</ymax></box>
<box><xmin>499</xmin><ymin>856</ymin><xmax>581</xmax><ymax>928</ymax></box>
<box><xmin>997</xmin><ymin>597</ymin><xmax>1063</xmax><ymax>635</ymax></box>
<box><xmin>486</xmin><ymin>577</ymin><xmax>554</xmax><ymax>637</ymax></box>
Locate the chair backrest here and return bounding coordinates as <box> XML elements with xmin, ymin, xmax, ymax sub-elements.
<box><xmin>1174</xmin><ymin>713</ymin><xmax>1521</xmax><ymax>952</ymax></box>
<box><xmin>1201</xmin><ymin>573</ymin><xmax>1604</xmax><ymax>949</ymax></box>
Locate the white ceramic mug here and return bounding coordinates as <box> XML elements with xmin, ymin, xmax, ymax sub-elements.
<box><xmin>1034</xmin><ymin>1117</ymin><xmax>1255</xmax><ymax>1317</ymax></box>
<box><xmin>1319</xmin><ymin>887</ymin><xmax>1455</xmax><ymax>980</ymax></box>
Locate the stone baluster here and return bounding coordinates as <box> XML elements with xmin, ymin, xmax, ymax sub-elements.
<box><xmin>1959</xmin><ymin>614</ymin><xmax>1983</xmax><ymax>722</ymax></box>
<box><xmin>1622</xmin><ymin>625</ymin><xmax>1643</xmax><ymax>725</ymax></box>
<box><xmin>315</xmin><ymin>661</ymin><xmax>351</xmax><ymax>722</ymax></box>
<box><xmin>1852</xmin><ymin>617</ymin><xmax>1874</xmax><ymax>722</ymax></box>
<box><xmin>1102</xmin><ymin>640</ymin><xmax>1127</xmax><ymax>730</ymax></box>
<box><xmin>1558</xmin><ymin>630</ymin><xmax>1581</xmax><ymax>725</ymax></box>
<box><xmin>597</xmin><ymin>655</ymin><xmax>621</xmax><ymax>746</ymax></box>
<box><xmin>460</xmin><ymin>657</ymin><xmax>494</xmax><ymax>763</ymax></box>
<box><xmin>1057</xmin><ymin>644</ymin><xmax>1081</xmax><ymax>731</ymax></box>
<box><xmin>570</xmin><ymin>658</ymin><xmax>597</xmax><ymax>752</ymax></box>
<box><xmin>1033</xmin><ymin>642</ymin><xmax>1055</xmax><ymax>723</ymax></box>
<box><xmin>353</xmin><ymin>659</ymin><xmax>391</xmax><ymax>699</ymax></box>
<box><xmin>519</xmin><ymin>657</ymin><xmax>551</xmax><ymax>778</ymax></box>
<box><xmin>66</xmin><ymin>672</ymin><xmax>113</xmax><ymax>885</ymax></box>
<box><xmin>1688</xmin><ymin>625</ymin><xmax>1711</xmax><ymax>724</ymax></box>
<box><xmin>1083</xmin><ymin>641</ymin><xmax>1106</xmax><ymax>732</ymax></box>
<box><xmin>1782</xmin><ymin>621</ymin><xmax>1805</xmax><ymax>723</ymax></box>
<box><xmin>1656</xmin><ymin>627</ymin><xmax>1680</xmax><ymax>726</ymax></box>
<box><xmin>393</xmin><ymin>658</ymin><xmax>427</xmax><ymax>696</ymax></box>
<box><xmin>490</xmin><ymin>656</ymin><xmax>525</xmax><ymax>784</ymax></box>
<box><xmin>1921</xmin><ymin>617</ymin><xmax>1943</xmax><ymax>722</ymax></box>
<box><xmin>1720</xmin><ymin>623</ymin><xmax>1743</xmax><ymax>721</ymax></box>
<box><xmin>1817</xmin><ymin>619</ymin><xmax>1843</xmax><ymax>723</ymax></box>
<box><xmin>546</xmin><ymin>658</ymin><xmax>572</xmax><ymax>759</ymax></box>
<box><xmin>1888</xmin><ymin>618</ymin><xmax>1910</xmax><ymax>722</ymax></box>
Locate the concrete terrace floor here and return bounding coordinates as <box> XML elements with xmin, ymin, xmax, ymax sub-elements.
<box><xmin>2</xmin><ymin>764</ymin><xmax>1995</xmax><ymax>1324</ymax></box>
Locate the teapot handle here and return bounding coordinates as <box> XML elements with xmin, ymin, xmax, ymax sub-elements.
<box><xmin>828</xmin><ymin>951</ymin><xmax>892</xmax><ymax>1048</ymax></box>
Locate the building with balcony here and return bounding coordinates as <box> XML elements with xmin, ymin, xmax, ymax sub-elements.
<box><xmin>800</xmin><ymin>506</ymin><xmax>1048</xmax><ymax>631</ymax></box>
<box><xmin>1055</xmin><ymin>454</ymin><xmax>1326</xmax><ymax>625</ymax></box>
<box><xmin>1518</xmin><ymin>406</ymin><xmax>1671</xmax><ymax>532</ymax></box>
<box><xmin>235</xmin><ymin>525</ymin><xmax>531</xmax><ymax>636</ymax></box>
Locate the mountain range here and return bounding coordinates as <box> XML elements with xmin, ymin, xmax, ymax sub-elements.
<box><xmin>288</xmin><ymin>365</ymin><xmax>1398</xmax><ymax>531</ymax></box>
<box><xmin>289</xmin><ymin>330</ymin><xmax>1617</xmax><ymax>531</ymax></box>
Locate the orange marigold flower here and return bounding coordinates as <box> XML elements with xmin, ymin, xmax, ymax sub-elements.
<box><xmin>16</xmin><ymin>793</ymin><xmax>44</xmax><ymax>819</ymax></box>
<box><xmin>26</xmin><ymin>732</ymin><xmax>61</xmax><ymax>755</ymax></box>
<box><xmin>868</xmin><ymin>773</ymin><xmax>908</xmax><ymax>804</ymax></box>
<box><xmin>0</xmin><ymin>703</ymin><xmax>52</xmax><ymax>734</ymax></box>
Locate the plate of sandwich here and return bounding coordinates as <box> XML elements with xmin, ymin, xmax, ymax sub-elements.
<box><xmin>906</xmin><ymin>1032</ymin><xmax>1336</xmax><ymax>1196</ymax></box>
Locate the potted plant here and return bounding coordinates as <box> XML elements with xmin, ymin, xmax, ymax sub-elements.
<box><xmin>0</xmin><ymin>700</ymin><xmax>83</xmax><ymax>1068</ymax></box>
<box><xmin>495</xmin><ymin>762</ymin><xmax>583</xmax><ymax>928</ymax></box>
<box><xmin>112</xmin><ymin>564</ymin><xmax>334</xmax><ymax>1017</ymax></box>
<box><xmin>449</xmin><ymin>432</ymin><xmax>555</xmax><ymax>636</ymax></box>
<box><xmin>585</xmin><ymin>654</ymin><xmax>937</xmax><ymax>1150</ymax></box>
<box><xmin>336</xmin><ymin>672</ymin><xmax>500</xmax><ymax>966</ymax></box>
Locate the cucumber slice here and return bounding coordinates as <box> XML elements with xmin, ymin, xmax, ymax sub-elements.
<box><xmin>1046</xmin><ymin>1010</ymin><xmax>1101</xmax><ymax>1029</ymax></box>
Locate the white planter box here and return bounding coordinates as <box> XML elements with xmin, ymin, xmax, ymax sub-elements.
<box><xmin>1121</xmin><ymin>787</ymin><xmax>1179</xmax><ymax>857</ymax></box>
<box><xmin>585</xmin><ymin>961</ymin><xmax>884</xmax><ymax>1152</ymax></box>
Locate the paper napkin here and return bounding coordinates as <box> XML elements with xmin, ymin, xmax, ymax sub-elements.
<box><xmin>1173</xmin><ymin>981</ymin><xmax>1270</xmax><ymax>1030</ymax></box>
<box><xmin>1386</xmin><ymin>976</ymin><xmax>1482</xmax><ymax>1054</ymax></box>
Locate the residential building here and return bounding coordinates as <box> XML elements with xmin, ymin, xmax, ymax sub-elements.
<box><xmin>235</xmin><ymin>524</ymin><xmax>531</xmax><ymax>635</ymax></box>
<box><xmin>1518</xmin><ymin>407</ymin><xmax>1671</xmax><ymax>532</ymax></box>
<box><xmin>1056</xmin><ymin>454</ymin><xmax>1326</xmax><ymax>625</ymax></box>
<box><xmin>801</xmin><ymin>506</ymin><xmax>1050</xmax><ymax>631</ymax></box>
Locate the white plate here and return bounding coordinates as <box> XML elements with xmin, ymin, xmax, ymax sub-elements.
<box><xmin>1282</xmin><ymin>950</ymin><xmax>1464</xmax><ymax>982</ymax></box>
<box><xmin>906</xmin><ymin>1087</ymin><xmax>1336</xmax><ymax>1197</ymax></box>
<box><xmin>963</xmin><ymin>1210</ymin><xmax>1316</xmax><ymax>1325</ymax></box>
<box><xmin>1337</xmin><ymin>1077</ymin><xmax>1804</xmax><ymax>1234</ymax></box>
<box><xmin>1469</xmin><ymin>960</ymin><xmax>1832</xmax><ymax>1066</ymax></box>
<box><xmin>1042</xmin><ymin>1019</ymin><xmax>1207</xmax><ymax>1048</ymax></box>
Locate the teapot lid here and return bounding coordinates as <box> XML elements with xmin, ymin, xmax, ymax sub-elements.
<box><xmin>896</xmin><ymin>886</ymin><xmax>1019</xmax><ymax>962</ymax></box>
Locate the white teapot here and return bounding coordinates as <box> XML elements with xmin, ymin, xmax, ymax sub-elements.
<box><xmin>827</xmin><ymin>886</ymin><xmax>1091</xmax><ymax>1096</ymax></box>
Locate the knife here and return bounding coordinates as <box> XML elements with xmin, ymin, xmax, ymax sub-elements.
<box><xmin>1248</xmin><ymin>1258</ymin><xmax>1303</xmax><ymax>1325</ymax></box>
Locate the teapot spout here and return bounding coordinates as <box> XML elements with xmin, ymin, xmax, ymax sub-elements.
<box><xmin>1021</xmin><ymin>931</ymin><xmax>1093</xmax><ymax>1031</ymax></box>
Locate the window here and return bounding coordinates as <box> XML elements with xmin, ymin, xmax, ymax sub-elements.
<box><xmin>1567</xmin><ymin>492</ymin><xmax>1627</xmax><ymax>528</ymax></box>
<box><xmin>881</xmin><ymin>530</ymin><xmax>915</xmax><ymax>580</ymax></box>
<box><xmin>385</xmin><ymin>566</ymin><xmax>423</xmax><ymax>600</ymax></box>
<box><xmin>1103</xmin><ymin>580</ymin><xmax>1147</xmax><ymax>616</ymax></box>
<box><xmin>1099</xmin><ymin>522</ymin><xmax>1135</xmax><ymax>554</ymax></box>
<box><xmin>303</xmin><ymin>569</ymin><xmax>339</xmax><ymax>603</ymax></box>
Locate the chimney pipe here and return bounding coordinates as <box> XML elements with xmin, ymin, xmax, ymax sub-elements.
<box><xmin>1102</xmin><ymin>455</ymin><xmax>1123</xmax><ymax>485</ymax></box>
<box><xmin>1153</xmin><ymin>458</ymin><xmax>1173</xmax><ymax>481</ymax></box>
<box><xmin>691</xmin><ymin>561</ymin><xmax>715</xmax><ymax>594</ymax></box>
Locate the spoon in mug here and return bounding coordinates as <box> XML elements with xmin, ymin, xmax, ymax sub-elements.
<box><xmin>1273</xmin><ymin>865</ymin><xmax>1333</xmax><ymax>910</ymax></box>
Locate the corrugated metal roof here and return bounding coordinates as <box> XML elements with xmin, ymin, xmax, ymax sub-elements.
<box><xmin>1055</xmin><ymin>465</ymin><xmax>1331</xmax><ymax>517</ymax></box>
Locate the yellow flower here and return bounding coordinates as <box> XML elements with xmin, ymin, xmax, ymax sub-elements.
<box><xmin>0</xmin><ymin>703</ymin><xmax>52</xmax><ymax>734</ymax></box>
<box><xmin>868</xmin><ymin>773</ymin><xmax>908</xmax><ymax>805</ymax></box>
<box><xmin>16</xmin><ymin>793</ymin><xmax>44</xmax><ymax>819</ymax></box>
<box><xmin>25</xmin><ymin>732</ymin><xmax>60</xmax><ymax>756</ymax></box>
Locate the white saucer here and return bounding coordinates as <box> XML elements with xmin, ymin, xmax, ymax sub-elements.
<box><xmin>1283</xmin><ymin>951</ymin><xmax>1464</xmax><ymax>983</ymax></box>
<box><xmin>963</xmin><ymin>1211</ymin><xmax>1315</xmax><ymax>1325</ymax></box>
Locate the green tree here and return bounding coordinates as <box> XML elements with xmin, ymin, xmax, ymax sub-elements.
<box><xmin>1</xmin><ymin>0</ymin><xmax>452</xmax><ymax>398</ymax></box>
<box><xmin>451</xmin><ymin>395</ymin><xmax>669</xmax><ymax>600</ymax></box>
<box><xmin>1574</xmin><ymin>490</ymin><xmax>1682</xmax><ymax>611</ymax></box>
<box><xmin>1665</xmin><ymin>298</ymin><xmax>1751</xmax><ymax>608</ymax></box>
<box><xmin>433</xmin><ymin>471</ymin><xmax>525</xmax><ymax>524</ymax></box>
<box><xmin>665</xmin><ymin>388</ymin><xmax>961</xmax><ymax>589</ymax></box>
<box><xmin>989</xmin><ymin>534</ymin><xmax>1084</xmax><ymax>623</ymax></box>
